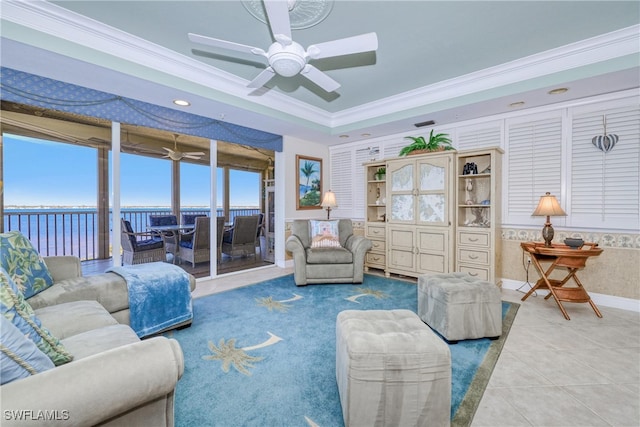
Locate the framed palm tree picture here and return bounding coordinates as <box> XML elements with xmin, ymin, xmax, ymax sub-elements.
<box><xmin>296</xmin><ymin>155</ymin><xmax>322</xmax><ymax>210</ymax></box>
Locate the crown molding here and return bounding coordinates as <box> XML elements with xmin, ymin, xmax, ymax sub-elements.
<box><xmin>2</xmin><ymin>1</ymin><xmax>638</xmax><ymax>134</ymax></box>
<box><xmin>333</xmin><ymin>24</ymin><xmax>640</xmax><ymax>127</ymax></box>
<box><xmin>1</xmin><ymin>0</ymin><xmax>335</xmax><ymax>128</ymax></box>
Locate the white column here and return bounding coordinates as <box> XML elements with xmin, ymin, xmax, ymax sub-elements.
<box><xmin>111</xmin><ymin>122</ymin><xmax>121</xmax><ymax>267</ymax></box>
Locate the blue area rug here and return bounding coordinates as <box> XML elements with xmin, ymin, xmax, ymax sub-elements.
<box><xmin>167</xmin><ymin>274</ymin><xmax>518</xmax><ymax>427</ymax></box>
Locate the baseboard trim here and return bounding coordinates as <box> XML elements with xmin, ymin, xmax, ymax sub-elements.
<box><xmin>501</xmin><ymin>278</ymin><xmax>640</xmax><ymax>313</ymax></box>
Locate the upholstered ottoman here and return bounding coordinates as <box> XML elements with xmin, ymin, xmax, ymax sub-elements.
<box><xmin>336</xmin><ymin>309</ymin><xmax>451</xmax><ymax>427</ymax></box>
<box><xmin>417</xmin><ymin>272</ymin><xmax>502</xmax><ymax>343</ymax></box>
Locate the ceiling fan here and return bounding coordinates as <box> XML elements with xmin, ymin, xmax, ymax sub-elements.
<box><xmin>162</xmin><ymin>134</ymin><xmax>205</xmax><ymax>161</ymax></box>
<box><xmin>188</xmin><ymin>0</ymin><xmax>378</xmax><ymax>92</ymax></box>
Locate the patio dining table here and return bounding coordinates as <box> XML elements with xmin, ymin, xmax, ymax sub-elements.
<box><xmin>148</xmin><ymin>224</ymin><xmax>195</xmax><ymax>233</ymax></box>
<box><xmin>148</xmin><ymin>224</ymin><xmax>195</xmax><ymax>263</ymax></box>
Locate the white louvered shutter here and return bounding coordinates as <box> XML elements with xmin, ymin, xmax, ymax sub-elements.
<box><xmin>570</xmin><ymin>104</ymin><xmax>639</xmax><ymax>230</ymax></box>
<box><xmin>354</xmin><ymin>146</ymin><xmax>375</xmax><ymax>219</ymax></box>
<box><xmin>383</xmin><ymin>136</ymin><xmax>408</xmax><ymax>159</ymax></box>
<box><xmin>505</xmin><ymin>113</ymin><xmax>564</xmax><ymax>226</ymax></box>
<box><xmin>456</xmin><ymin>122</ymin><xmax>502</xmax><ymax>151</ymax></box>
<box><xmin>329</xmin><ymin>149</ymin><xmax>353</xmax><ymax>218</ymax></box>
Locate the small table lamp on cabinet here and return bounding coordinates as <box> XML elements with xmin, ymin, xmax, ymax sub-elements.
<box><xmin>532</xmin><ymin>192</ymin><xmax>567</xmax><ymax>247</ymax></box>
<box><xmin>321</xmin><ymin>190</ymin><xmax>337</xmax><ymax>220</ymax></box>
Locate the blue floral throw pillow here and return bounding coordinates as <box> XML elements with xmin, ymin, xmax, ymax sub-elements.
<box><xmin>0</xmin><ymin>231</ymin><xmax>54</xmax><ymax>299</ymax></box>
<box><xmin>309</xmin><ymin>220</ymin><xmax>342</xmax><ymax>248</ymax></box>
<box><xmin>0</xmin><ymin>267</ymin><xmax>72</xmax><ymax>366</ymax></box>
<box><xmin>1</xmin><ymin>315</ymin><xmax>55</xmax><ymax>384</ymax></box>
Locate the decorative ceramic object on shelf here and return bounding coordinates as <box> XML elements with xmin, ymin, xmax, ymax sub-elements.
<box><xmin>564</xmin><ymin>238</ymin><xmax>584</xmax><ymax>249</ymax></box>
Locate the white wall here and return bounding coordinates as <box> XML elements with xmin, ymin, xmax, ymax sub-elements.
<box><xmin>283</xmin><ymin>136</ymin><xmax>330</xmax><ymax>221</ymax></box>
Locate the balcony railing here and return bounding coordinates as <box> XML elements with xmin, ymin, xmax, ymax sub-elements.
<box><xmin>3</xmin><ymin>208</ymin><xmax>260</xmax><ymax>261</ymax></box>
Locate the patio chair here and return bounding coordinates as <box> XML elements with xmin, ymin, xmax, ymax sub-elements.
<box><xmin>216</xmin><ymin>216</ymin><xmax>225</xmax><ymax>263</ymax></box>
<box><xmin>182</xmin><ymin>213</ymin><xmax>208</xmax><ymax>226</ymax></box>
<box><xmin>177</xmin><ymin>216</ymin><xmax>210</xmax><ymax>268</ymax></box>
<box><xmin>221</xmin><ymin>215</ymin><xmax>260</xmax><ymax>260</ymax></box>
<box><xmin>120</xmin><ymin>219</ymin><xmax>166</xmax><ymax>265</ymax></box>
<box><xmin>255</xmin><ymin>212</ymin><xmax>265</xmax><ymax>257</ymax></box>
<box><xmin>149</xmin><ymin>214</ymin><xmax>179</xmax><ymax>254</ymax></box>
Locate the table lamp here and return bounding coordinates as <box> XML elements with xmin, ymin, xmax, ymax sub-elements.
<box><xmin>532</xmin><ymin>192</ymin><xmax>566</xmax><ymax>247</ymax></box>
<box><xmin>321</xmin><ymin>190</ymin><xmax>337</xmax><ymax>220</ymax></box>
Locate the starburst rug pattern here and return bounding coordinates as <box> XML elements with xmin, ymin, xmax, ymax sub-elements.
<box><xmin>167</xmin><ymin>274</ymin><xmax>518</xmax><ymax>427</ymax></box>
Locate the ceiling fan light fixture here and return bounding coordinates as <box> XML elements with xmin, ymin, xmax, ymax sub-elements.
<box><xmin>271</xmin><ymin>53</ymin><xmax>305</xmax><ymax>76</ymax></box>
<box><xmin>242</xmin><ymin>0</ymin><xmax>334</xmax><ymax>29</ymax></box>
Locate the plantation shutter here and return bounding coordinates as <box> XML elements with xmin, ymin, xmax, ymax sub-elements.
<box><xmin>570</xmin><ymin>104</ymin><xmax>640</xmax><ymax>230</ymax></box>
<box><xmin>329</xmin><ymin>149</ymin><xmax>353</xmax><ymax>218</ymax></box>
<box><xmin>505</xmin><ymin>113</ymin><xmax>563</xmax><ymax>225</ymax></box>
<box><xmin>383</xmin><ymin>137</ymin><xmax>407</xmax><ymax>159</ymax></box>
<box><xmin>353</xmin><ymin>147</ymin><xmax>374</xmax><ymax>219</ymax></box>
<box><xmin>456</xmin><ymin>122</ymin><xmax>502</xmax><ymax>150</ymax></box>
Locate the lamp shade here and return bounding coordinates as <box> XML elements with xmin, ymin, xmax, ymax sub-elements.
<box><xmin>321</xmin><ymin>190</ymin><xmax>337</xmax><ymax>209</ymax></box>
<box><xmin>532</xmin><ymin>192</ymin><xmax>566</xmax><ymax>217</ymax></box>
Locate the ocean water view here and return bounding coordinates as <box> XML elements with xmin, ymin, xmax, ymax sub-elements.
<box><xmin>3</xmin><ymin>206</ymin><xmax>259</xmax><ymax>261</ymax></box>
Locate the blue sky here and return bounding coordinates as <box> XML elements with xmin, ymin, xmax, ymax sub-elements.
<box><xmin>3</xmin><ymin>134</ymin><xmax>260</xmax><ymax>207</ymax></box>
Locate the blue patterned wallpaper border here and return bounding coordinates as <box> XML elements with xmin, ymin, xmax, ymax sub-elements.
<box><xmin>502</xmin><ymin>228</ymin><xmax>640</xmax><ymax>249</ymax></box>
<box><xmin>0</xmin><ymin>67</ymin><xmax>282</xmax><ymax>151</ymax></box>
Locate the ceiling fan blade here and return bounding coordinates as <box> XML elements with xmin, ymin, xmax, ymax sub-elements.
<box><xmin>188</xmin><ymin>33</ymin><xmax>266</xmax><ymax>57</ymax></box>
<box><xmin>162</xmin><ymin>147</ymin><xmax>174</xmax><ymax>153</ymax></box>
<box><xmin>247</xmin><ymin>67</ymin><xmax>276</xmax><ymax>88</ymax></box>
<box><xmin>183</xmin><ymin>154</ymin><xmax>203</xmax><ymax>160</ymax></box>
<box><xmin>263</xmin><ymin>0</ymin><xmax>292</xmax><ymax>44</ymax></box>
<box><xmin>300</xmin><ymin>65</ymin><xmax>340</xmax><ymax>92</ymax></box>
<box><xmin>306</xmin><ymin>32</ymin><xmax>378</xmax><ymax>60</ymax></box>
<box><xmin>185</xmin><ymin>152</ymin><xmax>206</xmax><ymax>156</ymax></box>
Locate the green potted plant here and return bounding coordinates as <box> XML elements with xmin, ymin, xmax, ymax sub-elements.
<box><xmin>399</xmin><ymin>129</ymin><xmax>454</xmax><ymax>156</ymax></box>
<box><xmin>374</xmin><ymin>166</ymin><xmax>386</xmax><ymax>181</ymax></box>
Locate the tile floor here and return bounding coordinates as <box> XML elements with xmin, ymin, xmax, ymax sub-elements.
<box><xmin>189</xmin><ymin>266</ymin><xmax>640</xmax><ymax>426</ymax></box>
<box><xmin>472</xmin><ymin>287</ymin><xmax>640</xmax><ymax>427</ymax></box>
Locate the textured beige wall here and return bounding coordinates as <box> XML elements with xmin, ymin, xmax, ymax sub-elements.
<box><xmin>500</xmin><ymin>229</ymin><xmax>640</xmax><ymax>300</ymax></box>
<box><xmin>284</xmin><ymin>220</ymin><xmax>639</xmax><ymax>300</ymax></box>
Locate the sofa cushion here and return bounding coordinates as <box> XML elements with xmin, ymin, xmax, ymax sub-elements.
<box><xmin>0</xmin><ymin>231</ymin><xmax>54</xmax><ymax>298</ymax></box>
<box><xmin>27</xmin><ymin>272</ymin><xmax>129</xmax><ymax>314</ymax></box>
<box><xmin>0</xmin><ymin>268</ymin><xmax>73</xmax><ymax>366</ymax></box>
<box><xmin>0</xmin><ymin>316</ymin><xmax>55</xmax><ymax>385</ymax></box>
<box><xmin>309</xmin><ymin>220</ymin><xmax>341</xmax><ymax>248</ymax></box>
<box><xmin>61</xmin><ymin>324</ymin><xmax>140</xmax><ymax>360</ymax></box>
<box><xmin>35</xmin><ymin>300</ymin><xmax>119</xmax><ymax>340</ymax></box>
<box><xmin>306</xmin><ymin>247</ymin><xmax>353</xmax><ymax>264</ymax></box>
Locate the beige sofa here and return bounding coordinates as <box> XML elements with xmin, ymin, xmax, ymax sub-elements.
<box><xmin>1</xmin><ymin>256</ymin><xmax>197</xmax><ymax>426</ymax></box>
<box><xmin>1</xmin><ymin>299</ymin><xmax>184</xmax><ymax>426</ymax></box>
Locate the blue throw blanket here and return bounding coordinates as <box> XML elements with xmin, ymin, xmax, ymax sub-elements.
<box><xmin>107</xmin><ymin>262</ymin><xmax>193</xmax><ymax>338</ymax></box>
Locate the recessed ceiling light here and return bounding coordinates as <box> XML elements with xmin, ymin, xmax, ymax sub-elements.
<box><xmin>509</xmin><ymin>101</ymin><xmax>525</xmax><ymax>108</ymax></box>
<box><xmin>173</xmin><ymin>99</ymin><xmax>191</xmax><ymax>107</ymax></box>
<box><xmin>361</xmin><ymin>133</ymin><xmax>371</xmax><ymax>137</ymax></box>
<box><xmin>339</xmin><ymin>135</ymin><xmax>349</xmax><ymax>138</ymax></box>
<box><xmin>548</xmin><ymin>87</ymin><xmax>569</xmax><ymax>95</ymax></box>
